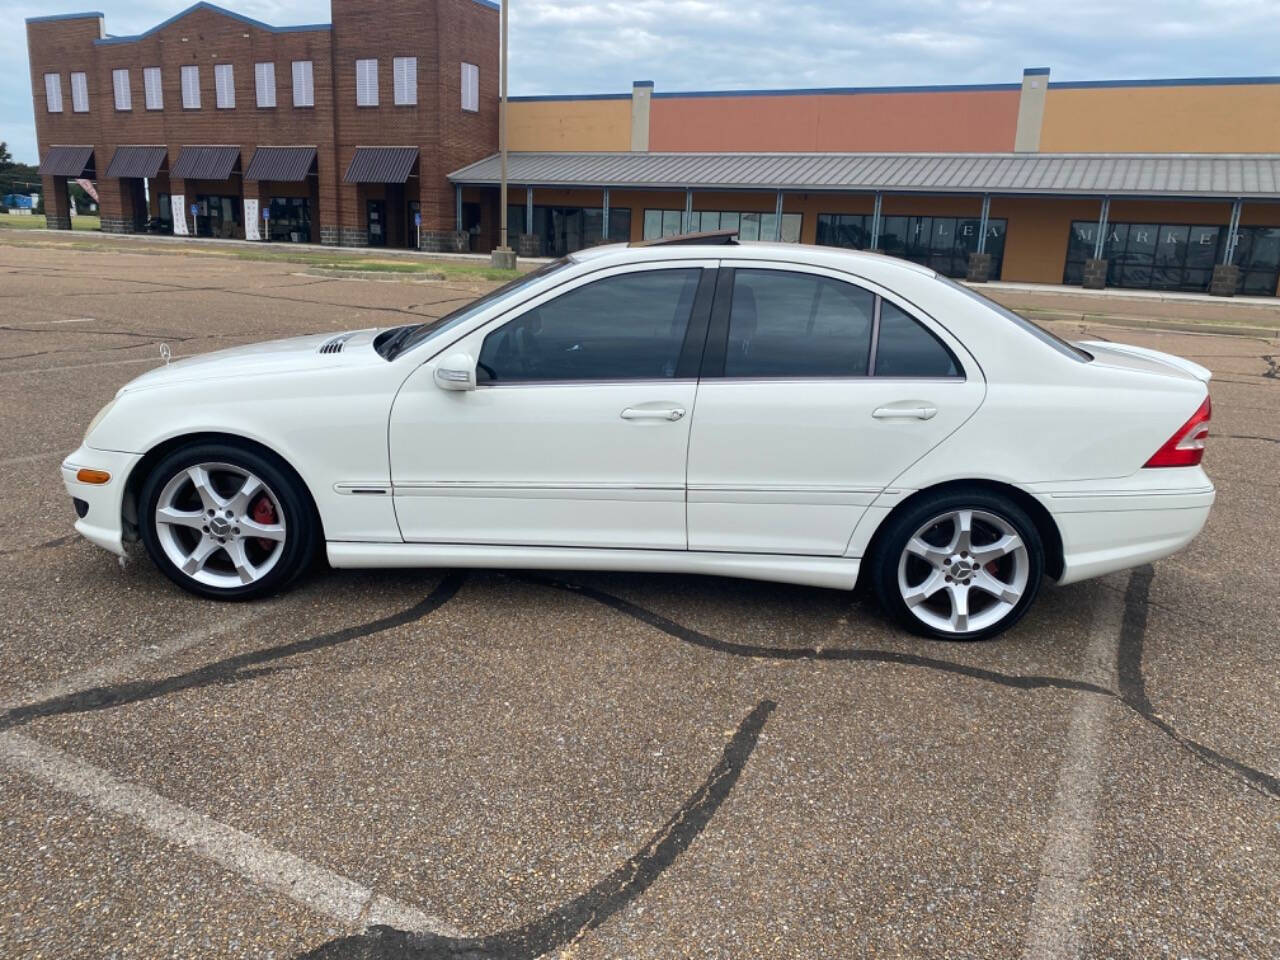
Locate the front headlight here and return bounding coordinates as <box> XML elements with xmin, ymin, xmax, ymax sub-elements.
<box><xmin>83</xmin><ymin>399</ymin><xmax>117</xmax><ymax>443</ymax></box>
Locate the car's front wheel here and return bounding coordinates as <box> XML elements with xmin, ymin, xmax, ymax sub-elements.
<box><xmin>138</xmin><ymin>442</ymin><xmax>318</xmax><ymax>600</ymax></box>
<box><xmin>872</xmin><ymin>488</ymin><xmax>1044</xmax><ymax>641</ymax></box>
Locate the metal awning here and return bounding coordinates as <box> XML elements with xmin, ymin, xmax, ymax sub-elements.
<box><xmin>104</xmin><ymin>145</ymin><xmax>167</xmax><ymax>179</ymax></box>
<box><xmin>38</xmin><ymin>145</ymin><xmax>94</xmax><ymax>177</ymax></box>
<box><xmin>448</xmin><ymin>151</ymin><xmax>1280</xmax><ymax>199</ymax></box>
<box><xmin>171</xmin><ymin>145</ymin><xmax>241</xmax><ymax>181</ymax></box>
<box><xmin>344</xmin><ymin>147</ymin><xmax>419</xmax><ymax>184</ymax></box>
<box><xmin>244</xmin><ymin>146</ymin><xmax>317</xmax><ymax>182</ymax></box>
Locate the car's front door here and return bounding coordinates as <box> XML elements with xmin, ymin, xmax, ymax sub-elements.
<box><xmin>388</xmin><ymin>262</ymin><xmax>715</xmax><ymax>548</ymax></box>
<box><xmin>686</xmin><ymin>263</ymin><xmax>986</xmax><ymax>556</ymax></box>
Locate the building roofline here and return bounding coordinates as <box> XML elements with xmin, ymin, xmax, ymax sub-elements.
<box><xmin>507</xmin><ymin>73</ymin><xmax>1280</xmax><ymax>103</ymax></box>
<box><xmin>509</xmin><ymin>93</ymin><xmax>632</xmax><ymax>103</ymax></box>
<box><xmin>1049</xmin><ymin>75</ymin><xmax>1280</xmax><ymax>89</ymax></box>
<box><xmin>89</xmin><ymin>2</ymin><xmax>329</xmax><ymax>44</ymax></box>
<box><xmin>25</xmin><ymin>11</ymin><xmax>103</xmax><ymax>24</ymax></box>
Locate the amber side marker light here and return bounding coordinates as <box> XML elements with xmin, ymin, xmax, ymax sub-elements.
<box><xmin>75</xmin><ymin>468</ymin><xmax>111</xmax><ymax>484</ymax></box>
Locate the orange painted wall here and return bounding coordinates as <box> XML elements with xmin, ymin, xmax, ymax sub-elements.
<box><xmin>649</xmin><ymin>90</ymin><xmax>1020</xmax><ymax>153</ymax></box>
<box><xmin>1041</xmin><ymin>84</ymin><xmax>1280</xmax><ymax>153</ymax></box>
<box><xmin>507</xmin><ymin>99</ymin><xmax>631</xmax><ymax>152</ymax></box>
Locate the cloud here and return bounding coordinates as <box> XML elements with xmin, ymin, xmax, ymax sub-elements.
<box><xmin>4</xmin><ymin>0</ymin><xmax>1278</xmax><ymax>164</ymax></box>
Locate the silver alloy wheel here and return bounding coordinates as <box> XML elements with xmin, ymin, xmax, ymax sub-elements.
<box><xmin>896</xmin><ymin>508</ymin><xmax>1029</xmax><ymax>635</ymax></box>
<box><xmin>153</xmin><ymin>461</ymin><xmax>287</xmax><ymax>589</ymax></box>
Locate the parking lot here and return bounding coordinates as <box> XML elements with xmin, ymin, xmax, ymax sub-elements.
<box><xmin>1</xmin><ymin>233</ymin><xmax>1277</xmax><ymax>959</ymax></box>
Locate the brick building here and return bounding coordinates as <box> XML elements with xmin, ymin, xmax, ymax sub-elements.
<box><xmin>26</xmin><ymin>3</ymin><xmax>1280</xmax><ymax>295</ymax></box>
<box><xmin>27</xmin><ymin>0</ymin><xmax>498</xmax><ymax>250</ymax></box>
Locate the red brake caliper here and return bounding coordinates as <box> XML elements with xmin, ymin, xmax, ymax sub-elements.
<box><xmin>250</xmin><ymin>495</ymin><xmax>277</xmax><ymax>552</ymax></box>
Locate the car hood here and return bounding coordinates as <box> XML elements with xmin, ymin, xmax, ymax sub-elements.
<box><xmin>119</xmin><ymin>329</ymin><xmax>384</xmax><ymax>392</ymax></box>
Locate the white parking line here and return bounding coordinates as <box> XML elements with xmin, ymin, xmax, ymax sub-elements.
<box><xmin>0</xmin><ymin>731</ymin><xmax>460</xmax><ymax>936</ymax></box>
<box><xmin>0</xmin><ymin>355</ymin><xmax>173</xmax><ymax>377</ymax></box>
<box><xmin>1021</xmin><ymin>586</ymin><xmax>1122</xmax><ymax>959</ymax></box>
<box><xmin>1</xmin><ymin>604</ymin><xmax>462</xmax><ymax>938</ymax></box>
<box><xmin>0</xmin><ymin>607</ymin><xmax>263</xmax><ymax>707</ymax></box>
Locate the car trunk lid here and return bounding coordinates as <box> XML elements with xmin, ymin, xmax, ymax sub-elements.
<box><xmin>1075</xmin><ymin>341</ymin><xmax>1212</xmax><ymax>384</ymax></box>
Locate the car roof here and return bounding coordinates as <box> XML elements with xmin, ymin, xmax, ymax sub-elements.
<box><xmin>568</xmin><ymin>240</ymin><xmax>940</xmax><ymax>281</ymax></box>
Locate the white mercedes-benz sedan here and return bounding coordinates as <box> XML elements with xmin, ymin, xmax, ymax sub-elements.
<box><xmin>62</xmin><ymin>233</ymin><xmax>1215</xmax><ymax>640</ymax></box>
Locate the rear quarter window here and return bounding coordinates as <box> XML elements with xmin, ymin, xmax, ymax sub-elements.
<box><xmin>874</xmin><ymin>301</ymin><xmax>962</xmax><ymax>378</ymax></box>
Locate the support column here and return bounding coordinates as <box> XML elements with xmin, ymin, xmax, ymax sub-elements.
<box><xmin>682</xmin><ymin>188</ymin><xmax>693</xmax><ymax>233</ymax></box>
<box><xmin>1211</xmin><ymin>199</ymin><xmax>1243</xmax><ymax>296</ymax></box>
<box><xmin>516</xmin><ymin>186</ymin><xmax>540</xmax><ymax>257</ymax></box>
<box><xmin>630</xmin><ymin>81</ymin><xmax>653</xmax><ymax>152</ymax></box>
<box><xmin>1082</xmin><ymin>197</ymin><xmax>1111</xmax><ymax>289</ymax></box>
<box><xmin>773</xmin><ymin>190</ymin><xmax>784</xmax><ymax>241</ymax></box>
<box><xmin>602</xmin><ymin>187</ymin><xmax>610</xmax><ymax>243</ymax></box>
<box><xmin>967</xmin><ymin>194</ymin><xmax>993</xmax><ymax>282</ymax></box>
<box><xmin>42</xmin><ymin>175</ymin><xmax>72</xmax><ymax>230</ymax></box>
<box><xmin>1014</xmin><ymin>67</ymin><xmax>1050</xmax><ymax>153</ymax></box>
<box><xmin>869</xmin><ymin>192</ymin><xmax>882</xmax><ymax>250</ymax></box>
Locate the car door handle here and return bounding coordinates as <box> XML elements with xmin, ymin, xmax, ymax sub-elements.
<box><xmin>872</xmin><ymin>403</ymin><xmax>938</xmax><ymax>421</ymax></box>
<box><xmin>620</xmin><ymin>405</ymin><xmax>686</xmax><ymax>421</ymax></box>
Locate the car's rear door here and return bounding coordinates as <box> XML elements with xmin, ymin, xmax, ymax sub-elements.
<box><xmin>388</xmin><ymin>260</ymin><xmax>716</xmax><ymax>549</ymax></box>
<box><xmin>685</xmin><ymin>262</ymin><xmax>985</xmax><ymax>556</ymax></box>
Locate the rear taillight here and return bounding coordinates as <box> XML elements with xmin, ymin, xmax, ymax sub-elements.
<box><xmin>1144</xmin><ymin>396</ymin><xmax>1211</xmax><ymax>468</ymax></box>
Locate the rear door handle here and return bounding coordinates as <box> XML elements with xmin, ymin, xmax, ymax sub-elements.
<box><xmin>872</xmin><ymin>403</ymin><xmax>938</xmax><ymax>421</ymax></box>
<box><xmin>621</xmin><ymin>405</ymin><xmax>686</xmax><ymax>421</ymax></box>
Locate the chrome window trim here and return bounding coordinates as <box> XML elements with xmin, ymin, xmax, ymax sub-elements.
<box><xmin>475</xmin><ymin>377</ymin><xmax>699</xmax><ymax>390</ymax></box>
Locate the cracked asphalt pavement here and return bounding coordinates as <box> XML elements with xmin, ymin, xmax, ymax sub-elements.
<box><xmin>1</xmin><ymin>234</ymin><xmax>1278</xmax><ymax>959</ymax></box>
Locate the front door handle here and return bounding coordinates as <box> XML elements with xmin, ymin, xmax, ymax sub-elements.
<box><xmin>621</xmin><ymin>405</ymin><xmax>686</xmax><ymax>422</ymax></box>
<box><xmin>872</xmin><ymin>403</ymin><xmax>938</xmax><ymax>421</ymax></box>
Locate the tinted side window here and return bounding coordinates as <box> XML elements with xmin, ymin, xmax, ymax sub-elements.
<box><xmin>726</xmin><ymin>270</ymin><xmax>874</xmax><ymax>377</ymax></box>
<box><xmin>874</xmin><ymin>301</ymin><xmax>961</xmax><ymax>378</ymax></box>
<box><xmin>478</xmin><ymin>268</ymin><xmax>700</xmax><ymax>382</ymax></box>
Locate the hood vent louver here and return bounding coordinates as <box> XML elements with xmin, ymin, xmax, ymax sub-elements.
<box><xmin>318</xmin><ymin>333</ymin><xmax>355</xmax><ymax>355</ymax></box>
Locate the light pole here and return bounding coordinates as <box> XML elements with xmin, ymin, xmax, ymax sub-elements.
<box><xmin>491</xmin><ymin>0</ymin><xmax>515</xmax><ymax>269</ymax></box>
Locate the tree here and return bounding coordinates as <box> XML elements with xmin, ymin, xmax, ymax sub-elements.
<box><xmin>0</xmin><ymin>142</ymin><xmax>42</xmax><ymax>205</ymax></box>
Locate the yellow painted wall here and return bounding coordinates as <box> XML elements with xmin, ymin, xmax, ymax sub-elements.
<box><xmin>1041</xmin><ymin>84</ymin><xmax>1280</xmax><ymax>153</ymax></box>
<box><xmin>507</xmin><ymin>99</ymin><xmax>632</xmax><ymax>152</ymax></box>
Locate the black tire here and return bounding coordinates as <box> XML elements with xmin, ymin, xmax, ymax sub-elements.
<box><xmin>138</xmin><ymin>441</ymin><xmax>319</xmax><ymax>601</ymax></box>
<box><xmin>871</xmin><ymin>487</ymin><xmax>1045</xmax><ymax>642</ymax></box>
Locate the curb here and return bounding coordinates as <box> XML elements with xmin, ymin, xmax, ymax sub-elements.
<box><xmin>304</xmin><ymin>267</ymin><xmax>446</xmax><ymax>282</ymax></box>
<box><xmin>1022</xmin><ymin>308</ymin><xmax>1280</xmax><ymax>340</ymax></box>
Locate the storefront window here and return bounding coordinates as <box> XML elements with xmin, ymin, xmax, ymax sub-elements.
<box><xmin>194</xmin><ymin>195</ymin><xmax>241</xmax><ymax>239</ymax></box>
<box><xmin>267</xmin><ymin>196</ymin><xmax>311</xmax><ymax>243</ymax></box>
<box><xmin>817</xmin><ymin>213</ymin><xmax>1007</xmax><ymax>280</ymax></box>
<box><xmin>643</xmin><ymin>209</ymin><xmax>801</xmax><ymax>242</ymax></box>
<box><xmin>1063</xmin><ymin>220</ymin><xmax>1280</xmax><ymax>295</ymax></box>
<box><xmin>508</xmin><ymin>205</ymin><xmax>632</xmax><ymax>256</ymax></box>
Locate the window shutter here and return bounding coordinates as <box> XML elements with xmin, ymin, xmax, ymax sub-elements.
<box><xmin>393</xmin><ymin>57</ymin><xmax>416</xmax><ymax>106</ymax></box>
<box><xmin>112</xmin><ymin>69</ymin><xmax>131</xmax><ymax>111</ymax></box>
<box><xmin>461</xmin><ymin>62</ymin><xmax>479</xmax><ymax>112</ymax></box>
<box><xmin>292</xmin><ymin>60</ymin><xmax>313</xmax><ymax>107</ymax></box>
<box><xmin>215</xmin><ymin>64</ymin><xmax>234</xmax><ymax>108</ymax></box>
<box><xmin>144</xmin><ymin>67</ymin><xmax>163</xmax><ymax>109</ymax></box>
<box><xmin>181</xmin><ymin>65</ymin><xmax>200</xmax><ymax>109</ymax></box>
<box><xmin>44</xmin><ymin>74</ymin><xmax>62</xmax><ymax>113</ymax></box>
<box><xmin>71</xmin><ymin>72</ymin><xmax>89</xmax><ymax>113</ymax></box>
<box><xmin>356</xmin><ymin>59</ymin><xmax>378</xmax><ymax>106</ymax></box>
<box><xmin>255</xmin><ymin>62</ymin><xmax>276</xmax><ymax>107</ymax></box>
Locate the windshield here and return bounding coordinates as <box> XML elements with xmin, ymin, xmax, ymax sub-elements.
<box><xmin>379</xmin><ymin>257</ymin><xmax>573</xmax><ymax>359</ymax></box>
<box><xmin>942</xmin><ymin>277</ymin><xmax>1093</xmax><ymax>362</ymax></box>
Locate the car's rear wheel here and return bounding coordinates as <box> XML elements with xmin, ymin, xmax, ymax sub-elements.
<box><xmin>872</xmin><ymin>488</ymin><xmax>1044</xmax><ymax>641</ymax></box>
<box><xmin>138</xmin><ymin>442</ymin><xmax>317</xmax><ymax>600</ymax></box>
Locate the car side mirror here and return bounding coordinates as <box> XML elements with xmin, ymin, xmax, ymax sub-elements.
<box><xmin>434</xmin><ymin>352</ymin><xmax>477</xmax><ymax>392</ymax></box>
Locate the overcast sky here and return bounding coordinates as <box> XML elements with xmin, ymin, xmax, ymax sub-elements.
<box><xmin>3</xmin><ymin>0</ymin><xmax>1277</xmax><ymax>164</ymax></box>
